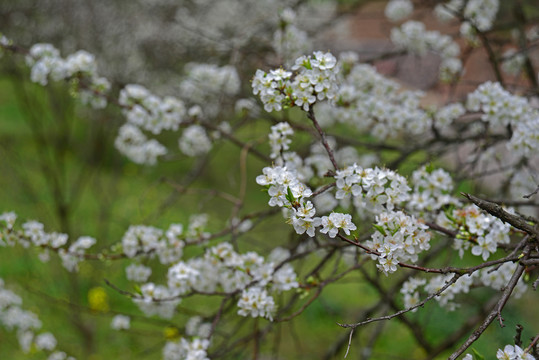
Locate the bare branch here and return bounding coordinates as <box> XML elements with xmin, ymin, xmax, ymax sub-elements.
<box><xmin>338</xmin><ymin>274</ymin><xmax>461</xmax><ymax>329</ymax></box>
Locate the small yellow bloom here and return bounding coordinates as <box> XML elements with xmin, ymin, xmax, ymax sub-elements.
<box><xmin>163</xmin><ymin>326</ymin><xmax>181</xmax><ymax>340</ymax></box>
<box><xmin>88</xmin><ymin>287</ymin><xmax>109</xmax><ymax>313</ymax></box>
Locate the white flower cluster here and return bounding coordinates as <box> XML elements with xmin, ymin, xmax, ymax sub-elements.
<box><xmin>400</xmin><ymin>277</ymin><xmax>426</xmax><ymax>311</ymax></box>
<box><xmin>114</xmin><ymin>124</ymin><xmax>167</xmax><ymax>165</ymax></box>
<box><xmin>130</xmin><ymin>242</ymin><xmax>298</xmax><ymax>321</ymax></box>
<box><xmin>235</xmin><ymin>98</ymin><xmax>259</xmax><ymax>117</ymax></box>
<box><xmin>508</xmin><ymin>110</ymin><xmax>539</xmax><ymax>159</ymax></box>
<box><xmin>319</xmin><ymin>212</ymin><xmax>357</xmax><ymax>238</ymax></box>
<box><xmin>0</xmin><ymin>278</ymin><xmax>75</xmax><ymax>359</ymax></box>
<box><xmin>426</xmin><ymin>274</ymin><xmax>475</xmax><ymax>310</ymax></box>
<box><xmin>466</xmin><ymin>81</ymin><xmax>539</xmax><ymax>158</ymax></box>
<box><xmin>119</xmin><ymin>84</ymin><xmax>186</xmax><ymax>135</ymax></box>
<box><xmin>125</xmin><ymin>263</ymin><xmax>152</xmax><ymax>283</ymax></box>
<box><xmin>268</xmin><ymin>122</ymin><xmax>294</xmax><ymax>159</ymax></box>
<box><xmin>367</xmin><ymin>211</ymin><xmax>431</xmax><ymax>274</ymax></box>
<box><xmin>434</xmin><ymin>0</ymin><xmax>463</xmax><ymax>23</ymax></box>
<box><xmin>502</xmin><ymin>49</ymin><xmax>526</xmax><ymax>76</ymax></box>
<box><xmin>185</xmin><ymin>316</ymin><xmax>212</xmax><ymax>339</ymax></box>
<box><xmin>252</xmin><ymin>51</ymin><xmax>339</xmax><ymax>112</ymax></box>
<box><xmin>463</xmin><ymin>0</ymin><xmax>499</xmax><ymax>32</ymax></box>
<box><xmin>121</xmin><ymin>222</ymin><xmax>186</xmax><ymax>263</ymax></box>
<box><xmin>434</xmin><ymin>102</ymin><xmax>466</xmax><ymax>134</ymax></box>
<box><xmin>163</xmin><ymin>338</ymin><xmax>210</xmax><ymax>360</ymax></box>
<box><xmin>435</xmin><ymin>0</ymin><xmax>499</xmax><ymax>43</ymax></box>
<box><xmin>384</xmin><ymin>0</ymin><xmax>414</xmax><ymax>22</ymax></box>
<box><xmin>116</xmin><ymin>65</ymin><xmax>240</xmax><ymax>164</ymax></box>
<box><xmin>178</xmin><ymin>125</ymin><xmax>212</xmax><ymax>157</ymax></box>
<box><xmin>25</xmin><ymin>43</ymin><xmax>110</xmax><ymax>109</ymax></box>
<box><xmin>257</xmin><ymin>165</ymin><xmax>335</xmax><ymax>238</ymax></box>
<box><xmin>0</xmin><ymin>213</ymin><xmax>96</xmax><ymax>272</ymax></box>
<box><xmin>58</xmin><ymin>236</ymin><xmax>96</xmax><ymax>272</ymax></box>
<box><xmin>272</xmin><ymin>8</ymin><xmax>311</xmax><ymax>67</ymax></box>
<box><xmin>437</xmin><ymin>205</ymin><xmax>511</xmax><ymax>260</ymax></box>
<box><xmin>256</xmin><ymin>165</ymin><xmax>312</xmax><ymax>208</ymax></box>
<box><xmin>335</xmin><ymin>164</ymin><xmax>410</xmax><ymax>213</ymax></box>
<box><xmin>390</xmin><ymin>21</ymin><xmax>462</xmax><ymax>81</ymax></box>
<box><xmin>21</xmin><ymin>220</ymin><xmax>67</xmax><ymax>248</ymax></box>
<box><xmin>408</xmin><ymin>166</ymin><xmax>459</xmax><ymax>213</ymax></box>
<box><xmin>135</xmin><ymin>282</ymin><xmax>180</xmax><ymax>319</ymax></box>
<box><xmin>179</xmin><ymin>63</ymin><xmax>240</xmax><ymax>117</ymax></box>
<box><xmin>496</xmin><ymin>344</ymin><xmax>535</xmax><ymax>360</ymax></box>
<box><xmin>325</xmin><ymin>62</ymin><xmax>431</xmax><ymax>139</ymax></box>
<box><xmin>466</xmin><ymin>81</ymin><xmax>526</xmax><ymax>128</ymax></box>
<box><xmin>185</xmin><ymin>214</ymin><xmax>211</xmax><ymax>241</ymax></box>
<box><xmin>479</xmin><ymin>262</ymin><xmax>527</xmax><ymax>298</ymax></box>
<box><xmin>0</xmin><ymin>281</ymin><xmax>40</xmax><ymax>333</ymax></box>
<box><xmin>167</xmin><ymin>261</ymin><xmax>200</xmax><ymax>296</ymax></box>
<box><xmin>237</xmin><ymin>287</ymin><xmax>276</xmax><ymax>320</ymax></box>
<box><xmin>197</xmin><ymin>242</ymin><xmax>298</xmax><ymax>294</ymax></box>
<box><xmin>465</xmin><ymin>346</ymin><xmax>536</xmax><ymax>360</ymax></box>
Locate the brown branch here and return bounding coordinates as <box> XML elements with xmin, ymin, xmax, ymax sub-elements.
<box><xmin>526</xmin><ymin>333</ymin><xmax>539</xmax><ymax>354</ymax></box>
<box><xmin>463</xmin><ymin>193</ymin><xmax>539</xmax><ymax>238</ymax></box>
<box><xmin>524</xmin><ymin>185</ymin><xmax>539</xmax><ymax>199</ymax></box>
<box><xmin>448</xmin><ymin>246</ymin><xmax>531</xmax><ymax>360</ymax></box>
<box><xmin>424</xmin><ymin>221</ymin><xmax>458</xmax><ymax>237</ymax></box>
<box><xmin>514</xmin><ymin>324</ymin><xmax>524</xmax><ymax>347</ymax></box>
<box><xmin>335</xmin><ymin>232</ymin><xmax>523</xmax><ymax>275</ymax></box>
<box><xmin>311</xmin><ymin>182</ymin><xmax>336</xmax><ymax>198</ymax></box>
<box><xmin>306</xmin><ymin>107</ymin><xmax>338</xmax><ymax>171</ymax></box>
<box><xmin>425</xmin><ymin>296</ymin><xmax>498</xmax><ymax>360</ymax></box>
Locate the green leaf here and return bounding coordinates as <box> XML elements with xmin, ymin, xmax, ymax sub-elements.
<box><xmin>372</xmin><ymin>224</ymin><xmax>387</xmax><ymax>236</ymax></box>
<box><xmin>443</xmin><ymin>205</ymin><xmax>457</xmax><ymax>223</ymax></box>
<box><xmin>471</xmin><ymin>348</ymin><xmax>485</xmax><ymax>360</ymax></box>
<box><xmin>285</xmin><ymin>186</ymin><xmax>295</xmax><ymax>204</ymax></box>
<box><xmin>133</xmin><ymin>284</ymin><xmax>142</xmax><ymax>295</ymax></box>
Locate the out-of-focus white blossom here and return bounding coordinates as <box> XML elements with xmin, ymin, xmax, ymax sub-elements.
<box><xmin>384</xmin><ymin>0</ymin><xmax>414</xmax><ymax>22</ymax></box>
<box><xmin>178</xmin><ymin>125</ymin><xmax>212</xmax><ymax>157</ymax></box>
<box><xmin>125</xmin><ymin>263</ymin><xmax>152</xmax><ymax>283</ymax></box>
<box><xmin>391</xmin><ymin>21</ymin><xmax>462</xmax><ymax>81</ymax></box>
<box><xmin>111</xmin><ymin>315</ymin><xmax>131</xmax><ymax>330</ymax></box>
<box><xmin>502</xmin><ymin>49</ymin><xmax>526</xmax><ymax>76</ymax></box>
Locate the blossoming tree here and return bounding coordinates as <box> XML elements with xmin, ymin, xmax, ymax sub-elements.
<box><xmin>0</xmin><ymin>0</ymin><xmax>538</xmax><ymax>359</ymax></box>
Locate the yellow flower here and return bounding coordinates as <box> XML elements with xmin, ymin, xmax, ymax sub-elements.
<box><xmin>88</xmin><ymin>287</ymin><xmax>109</xmax><ymax>312</ymax></box>
<box><xmin>163</xmin><ymin>326</ymin><xmax>181</xmax><ymax>340</ymax></box>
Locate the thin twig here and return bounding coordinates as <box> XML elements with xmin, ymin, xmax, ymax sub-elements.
<box><xmin>524</xmin><ymin>185</ymin><xmax>539</xmax><ymax>199</ymax></box>
<box><xmin>514</xmin><ymin>324</ymin><xmax>524</xmax><ymax>347</ymax></box>
<box><xmin>526</xmin><ymin>333</ymin><xmax>539</xmax><ymax>354</ymax></box>
<box><xmin>338</xmin><ymin>274</ymin><xmax>461</xmax><ymax>328</ymax></box>
<box><xmin>343</xmin><ymin>329</ymin><xmax>354</xmax><ymax>359</ymax></box>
